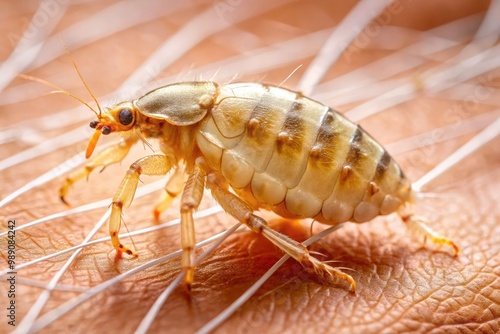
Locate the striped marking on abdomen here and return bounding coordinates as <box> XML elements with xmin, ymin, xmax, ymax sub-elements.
<box><xmin>198</xmin><ymin>83</ymin><xmax>408</xmax><ymax>221</ymax></box>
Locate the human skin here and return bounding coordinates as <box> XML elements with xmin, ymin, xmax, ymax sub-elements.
<box><xmin>0</xmin><ymin>1</ymin><xmax>499</xmax><ymax>333</ymax></box>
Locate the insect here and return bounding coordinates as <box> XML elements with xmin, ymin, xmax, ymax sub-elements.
<box><xmin>29</xmin><ymin>70</ymin><xmax>458</xmax><ymax>292</ymax></box>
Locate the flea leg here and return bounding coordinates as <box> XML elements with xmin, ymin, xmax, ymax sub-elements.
<box><xmin>179</xmin><ymin>160</ymin><xmax>206</xmax><ymax>291</ymax></box>
<box><xmin>206</xmin><ymin>171</ymin><xmax>356</xmax><ymax>292</ymax></box>
<box><xmin>153</xmin><ymin>164</ymin><xmax>185</xmax><ymax>221</ymax></box>
<box><xmin>401</xmin><ymin>214</ymin><xmax>459</xmax><ymax>256</ymax></box>
<box><xmin>110</xmin><ymin>154</ymin><xmax>176</xmax><ymax>257</ymax></box>
<box><xmin>60</xmin><ymin>138</ymin><xmax>136</xmax><ymax>205</ymax></box>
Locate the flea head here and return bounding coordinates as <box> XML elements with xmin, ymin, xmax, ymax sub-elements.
<box><xmin>86</xmin><ymin>102</ymin><xmax>137</xmax><ymax>158</ymax></box>
<box><xmin>18</xmin><ymin>62</ymin><xmax>140</xmax><ymax>159</ymax></box>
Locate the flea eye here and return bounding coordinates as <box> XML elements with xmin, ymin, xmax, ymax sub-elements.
<box><xmin>102</xmin><ymin>126</ymin><xmax>111</xmax><ymax>135</ymax></box>
<box><xmin>119</xmin><ymin>109</ymin><xmax>133</xmax><ymax>126</ymax></box>
<box><xmin>90</xmin><ymin>120</ymin><xmax>98</xmax><ymax>128</ymax></box>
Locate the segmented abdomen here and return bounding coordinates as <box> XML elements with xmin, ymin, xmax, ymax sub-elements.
<box><xmin>196</xmin><ymin>83</ymin><xmax>412</xmax><ymax>224</ymax></box>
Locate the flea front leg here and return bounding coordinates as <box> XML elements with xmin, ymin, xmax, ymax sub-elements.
<box><xmin>206</xmin><ymin>172</ymin><xmax>356</xmax><ymax>292</ymax></box>
<box><xmin>179</xmin><ymin>160</ymin><xmax>206</xmax><ymax>290</ymax></box>
<box><xmin>60</xmin><ymin>137</ymin><xmax>136</xmax><ymax>205</ymax></box>
<box><xmin>110</xmin><ymin>154</ymin><xmax>176</xmax><ymax>257</ymax></box>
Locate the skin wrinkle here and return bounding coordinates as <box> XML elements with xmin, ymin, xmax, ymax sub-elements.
<box><xmin>1</xmin><ymin>1</ymin><xmax>499</xmax><ymax>334</ymax></box>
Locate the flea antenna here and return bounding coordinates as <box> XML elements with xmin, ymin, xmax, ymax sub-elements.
<box><xmin>63</xmin><ymin>44</ymin><xmax>103</xmax><ymax>117</ymax></box>
<box><xmin>18</xmin><ymin>74</ymin><xmax>100</xmax><ymax>118</ymax></box>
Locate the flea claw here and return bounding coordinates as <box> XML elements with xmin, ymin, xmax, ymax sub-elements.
<box><xmin>60</xmin><ymin>195</ymin><xmax>70</xmax><ymax>207</ymax></box>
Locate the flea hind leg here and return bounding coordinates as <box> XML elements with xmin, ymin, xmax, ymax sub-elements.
<box><xmin>206</xmin><ymin>172</ymin><xmax>356</xmax><ymax>292</ymax></box>
<box><xmin>400</xmin><ymin>213</ymin><xmax>459</xmax><ymax>256</ymax></box>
